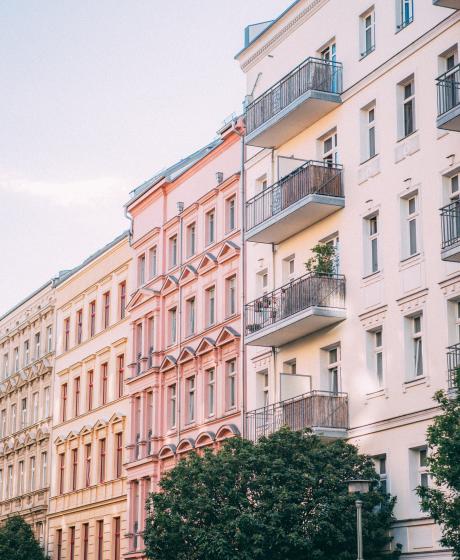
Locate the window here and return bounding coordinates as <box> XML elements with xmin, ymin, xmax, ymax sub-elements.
<box><xmin>0</xmin><ymin>410</ymin><xmax>6</xmax><ymax>438</ymax></box>
<box><xmin>64</xmin><ymin>318</ymin><xmax>70</xmax><ymax>351</ymax></box>
<box><xmin>56</xmin><ymin>529</ymin><xmax>63</xmax><ymax>560</ymax></box>
<box><xmin>257</xmin><ymin>175</ymin><xmax>268</xmax><ymax>193</ymax></box>
<box><xmin>168</xmin><ymin>384</ymin><xmax>177</xmax><ymax>428</ymax></box>
<box><xmin>226</xmin><ymin>275</ymin><xmax>237</xmax><ymax>317</ymax></box>
<box><xmin>226</xmin><ymin>196</ymin><xmax>236</xmax><ymax>232</ymax></box>
<box><xmin>10</xmin><ymin>403</ymin><xmax>16</xmax><ymax>433</ymax></box>
<box><xmin>21</xmin><ymin>397</ymin><xmax>27</xmax><ymax>428</ymax></box>
<box><xmin>148</xmin><ymin>317</ymin><xmax>155</xmax><ymax>367</ymax></box>
<box><xmin>117</xmin><ymin>355</ymin><xmax>124</xmax><ymax>398</ymax></box>
<box><xmin>404</xmin><ymin>194</ymin><xmax>419</xmax><ymax>258</ymax></box>
<box><xmin>114</xmin><ymin>517</ymin><xmax>121</xmax><ymax>560</ymax></box>
<box><xmin>72</xmin><ymin>448</ymin><xmax>78</xmax><ymax>491</ymax></box>
<box><xmin>116</xmin><ymin>433</ymin><xmax>123</xmax><ymax>478</ymax></box>
<box><xmin>97</xmin><ymin>520</ymin><xmax>104</xmax><ymax>560</ymax></box>
<box><xmin>206</xmin><ymin>210</ymin><xmax>216</xmax><ymax>245</ymax></box>
<box><xmin>283</xmin><ymin>255</ymin><xmax>295</xmax><ymax>282</ymax></box>
<box><xmin>32</xmin><ymin>391</ymin><xmax>39</xmax><ymax>424</ymax></box>
<box><xmin>328</xmin><ymin>347</ymin><xmax>340</xmax><ymax>394</ymax></box>
<box><xmin>44</xmin><ymin>386</ymin><xmax>50</xmax><ymax>418</ymax></box>
<box><xmin>47</xmin><ymin>325</ymin><xmax>53</xmax><ymax>352</ymax></box>
<box><xmin>35</xmin><ymin>332</ymin><xmax>41</xmax><ymax>359</ymax></box>
<box><xmin>186</xmin><ymin>223</ymin><xmax>196</xmax><ymax>257</ymax></box>
<box><xmin>226</xmin><ymin>359</ymin><xmax>237</xmax><ymax>409</ymax></box>
<box><xmin>69</xmin><ymin>526</ymin><xmax>75</xmax><ymax>560</ymax></box>
<box><xmin>135</xmin><ymin>323</ymin><xmax>143</xmax><ymax>371</ymax></box>
<box><xmin>0</xmin><ymin>469</ymin><xmax>3</xmax><ymax>501</ymax></box>
<box><xmin>41</xmin><ymin>452</ymin><xmax>47</xmax><ymax>488</ymax></box>
<box><xmin>119</xmin><ymin>281</ymin><xmax>126</xmax><ymax>319</ymax></box>
<box><xmin>373</xmin><ymin>455</ymin><xmax>388</xmax><ymax>493</ymax></box>
<box><xmin>7</xmin><ymin>465</ymin><xmax>13</xmax><ymax>498</ymax></box>
<box><xmin>82</xmin><ymin>523</ymin><xmax>89</xmax><ymax>560</ymax></box>
<box><xmin>18</xmin><ymin>460</ymin><xmax>24</xmax><ymax>494</ymax></box>
<box><xmin>374</xmin><ymin>329</ymin><xmax>384</xmax><ymax>387</ymax></box>
<box><xmin>411</xmin><ymin>315</ymin><xmax>423</xmax><ymax>377</ymax></box>
<box><xmin>138</xmin><ymin>254</ymin><xmax>146</xmax><ymax>285</ymax></box>
<box><xmin>85</xmin><ymin>444</ymin><xmax>91</xmax><ymax>487</ymax></box>
<box><xmin>361</xmin><ymin>104</ymin><xmax>376</xmax><ymax>161</ymax></box>
<box><xmin>103</xmin><ymin>291</ymin><xmax>110</xmax><ymax>329</ymax></box>
<box><xmin>101</xmin><ymin>363</ymin><xmax>108</xmax><ymax>405</ymax></box>
<box><xmin>99</xmin><ymin>439</ymin><xmax>106</xmax><ymax>483</ymax></box>
<box><xmin>61</xmin><ymin>384</ymin><xmax>68</xmax><ymax>422</ymax></box>
<box><xmin>23</xmin><ymin>340</ymin><xmax>29</xmax><ymax>366</ymax></box>
<box><xmin>87</xmin><ymin>370</ymin><xmax>94</xmax><ymax>411</ymax></box>
<box><xmin>149</xmin><ymin>246</ymin><xmax>157</xmax><ymax>278</ymax></box>
<box><xmin>418</xmin><ymin>448</ymin><xmax>429</xmax><ymax>488</ymax></box>
<box><xmin>207</xmin><ymin>368</ymin><xmax>215</xmax><ymax>416</ymax></box>
<box><xmin>59</xmin><ymin>453</ymin><xmax>65</xmax><ymax>494</ymax></box>
<box><xmin>321</xmin><ymin>41</ymin><xmax>336</xmax><ymax>62</ymax></box>
<box><xmin>3</xmin><ymin>354</ymin><xmax>8</xmax><ymax>378</ymax></box>
<box><xmin>365</xmin><ymin>214</ymin><xmax>379</xmax><ymax>274</ymax></box>
<box><xmin>400</xmin><ymin>78</ymin><xmax>415</xmax><ymax>138</ymax></box>
<box><xmin>322</xmin><ymin>131</ymin><xmax>338</xmax><ymax>165</ymax></box>
<box><xmin>13</xmin><ymin>347</ymin><xmax>19</xmax><ymax>371</ymax></box>
<box><xmin>206</xmin><ymin>286</ymin><xmax>216</xmax><ymax>326</ymax></box>
<box><xmin>74</xmin><ymin>377</ymin><xmax>81</xmax><ymax>417</ymax></box>
<box><xmin>89</xmin><ymin>301</ymin><xmax>96</xmax><ymax>337</ymax></box>
<box><xmin>397</xmin><ymin>0</ymin><xmax>413</xmax><ymax>30</ymax></box>
<box><xmin>147</xmin><ymin>391</ymin><xmax>153</xmax><ymax>455</ymax></box>
<box><xmin>169</xmin><ymin>236</ymin><xmax>178</xmax><ymax>268</ymax></box>
<box><xmin>168</xmin><ymin>307</ymin><xmax>177</xmax><ymax>345</ymax></box>
<box><xmin>76</xmin><ymin>309</ymin><xmax>83</xmax><ymax>344</ymax></box>
<box><xmin>361</xmin><ymin>8</ymin><xmax>375</xmax><ymax>57</ymax></box>
<box><xmin>187</xmin><ymin>376</ymin><xmax>196</xmax><ymax>423</ymax></box>
<box><xmin>30</xmin><ymin>456</ymin><xmax>36</xmax><ymax>491</ymax></box>
<box><xmin>186</xmin><ymin>297</ymin><xmax>196</xmax><ymax>336</ymax></box>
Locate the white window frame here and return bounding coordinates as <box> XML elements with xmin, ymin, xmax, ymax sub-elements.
<box><xmin>187</xmin><ymin>376</ymin><xmax>196</xmax><ymax>423</ymax></box>
<box><xmin>373</xmin><ymin>454</ymin><xmax>388</xmax><ymax>492</ymax></box>
<box><xmin>322</xmin><ymin>131</ymin><xmax>338</xmax><ymax>165</ymax></box>
<box><xmin>374</xmin><ymin>329</ymin><xmax>384</xmax><ymax>387</ymax></box>
<box><xmin>186</xmin><ymin>223</ymin><xmax>196</xmax><ymax>258</ymax></box>
<box><xmin>226</xmin><ymin>359</ymin><xmax>237</xmax><ymax>410</ymax></box>
<box><xmin>207</xmin><ymin>368</ymin><xmax>215</xmax><ymax>417</ymax></box>
<box><xmin>365</xmin><ymin>214</ymin><xmax>379</xmax><ymax>275</ymax></box>
<box><xmin>328</xmin><ymin>347</ymin><xmax>341</xmax><ymax>394</ymax></box>
<box><xmin>410</xmin><ymin>314</ymin><xmax>424</xmax><ymax>378</ymax></box>
<box><xmin>361</xmin><ymin>8</ymin><xmax>375</xmax><ymax>58</ymax></box>
<box><xmin>168</xmin><ymin>384</ymin><xmax>177</xmax><ymax>428</ymax></box>
<box><xmin>397</xmin><ymin>0</ymin><xmax>413</xmax><ymax>30</ymax></box>
<box><xmin>399</xmin><ymin>77</ymin><xmax>415</xmax><ymax>138</ymax></box>
<box><xmin>186</xmin><ymin>297</ymin><xmax>196</xmax><ymax>337</ymax></box>
<box><xmin>206</xmin><ymin>209</ymin><xmax>216</xmax><ymax>246</ymax></box>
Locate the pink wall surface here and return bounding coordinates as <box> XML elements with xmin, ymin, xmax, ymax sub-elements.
<box><xmin>124</xmin><ymin>125</ymin><xmax>242</xmax><ymax>557</ymax></box>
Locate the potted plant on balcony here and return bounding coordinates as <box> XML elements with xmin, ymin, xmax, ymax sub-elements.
<box><xmin>305</xmin><ymin>242</ymin><xmax>337</xmax><ymax>276</ymax></box>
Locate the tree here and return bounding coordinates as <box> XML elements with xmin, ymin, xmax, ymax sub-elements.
<box><xmin>0</xmin><ymin>515</ymin><xmax>49</xmax><ymax>560</ymax></box>
<box><xmin>144</xmin><ymin>429</ymin><xmax>401</xmax><ymax>560</ymax></box>
<box><xmin>417</xmin><ymin>372</ymin><xmax>460</xmax><ymax>558</ymax></box>
<box><xmin>305</xmin><ymin>242</ymin><xmax>337</xmax><ymax>275</ymax></box>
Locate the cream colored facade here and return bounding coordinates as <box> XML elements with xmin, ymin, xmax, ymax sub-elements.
<box><xmin>0</xmin><ymin>280</ymin><xmax>56</xmax><ymax>550</ymax></box>
<box><xmin>47</xmin><ymin>232</ymin><xmax>131</xmax><ymax>560</ymax></box>
<box><xmin>237</xmin><ymin>1</ymin><xmax>460</xmax><ymax>558</ymax></box>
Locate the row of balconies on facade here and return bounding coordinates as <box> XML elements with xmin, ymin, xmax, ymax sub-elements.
<box><xmin>245</xmin><ymin>55</ymin><xmax>459</xmax><ymax>152</ymax></box>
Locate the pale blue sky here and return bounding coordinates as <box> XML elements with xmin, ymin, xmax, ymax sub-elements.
<box><xmin>0</xmin><ymin>0</ymin><xmax>288</xmax><ymax>315</ymax></box>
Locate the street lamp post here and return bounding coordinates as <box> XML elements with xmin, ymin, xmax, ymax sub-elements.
<box><xmin>346</xmin><ymin>479</ymin><xmax>372</xmax><ymax>560</ymax></box>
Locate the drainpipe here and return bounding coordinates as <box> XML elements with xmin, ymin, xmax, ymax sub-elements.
<box><xmin>176</xmin><ymin>202</ymin><xmax>184</xmax><ymax>446</ymax></box>
<box><xmin>270</xmin><ymin>149</ymin><xmax>279</xmax><ymax>402</ymax></box>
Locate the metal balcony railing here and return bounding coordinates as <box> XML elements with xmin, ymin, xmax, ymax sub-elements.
<box><xmin>245</xmin><ymin>273</ymin><xmax>345</xmax><ymax>336</ymax></box>
<box><xmin>245</xmin><ymin>57</ymin><xmax>343</xmax><ymax>135</ymax></box>
<box><xmin>245</xmin><ymin>390</ymin><xmax>348</xmax><ymax>442</ymax></box>
<box><xmin>440</xmin><ymin>200</ymin><xmax>460</xmax><ymax>251</ymax></box>
<box><xmin>136</xmin><ymin>352</ymin><xmax>142</xmax><ymax>376</ymax></box>
<box><xmin>148</xmin><ymin>347</ymin><xmax>154</xmax><ymax>369</ymax></box>
<box><xmin>447</xmin><ymin>342</ymin><xmax>460</xmax><ymax>389</ymax></box>
<box><xmin>437</xmin><ymin>64</ymin><xmax>460</xmax><ymax>117</ymax></box>
<box><xmin>246</xmin><ymin>160</ymin><xmax>343</xmax><ymax>232</ymax></box>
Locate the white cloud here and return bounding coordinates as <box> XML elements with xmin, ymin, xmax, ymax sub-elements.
<box><xmin>0</xmin><ymin>174</ymin><xmax>128</xmax><ymax>207</ymax></box>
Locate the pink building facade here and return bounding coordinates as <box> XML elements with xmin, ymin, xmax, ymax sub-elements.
<box><xmin>124</xmin><ymin>122</ymin><xmax>242</xmax><ymax>558</ymax></box>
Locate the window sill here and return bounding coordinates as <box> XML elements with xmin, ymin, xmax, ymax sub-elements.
<box><xmin>397</xmin><ymin>129</ymin><xmax>418</xmax><ymax>143</ymax></box>
<box><xmin>365</xmin><ymin>387</ymin><xmax>387</xmax><ymax>400</ymax></box>
<box><xmin>362</xmin><ymin>269</ymin><xmax>382</xmax><ymax>281</ymax></box>
<box><xmin>403</xmin><ymin>376</ymin><xmax>427</xmax><ymax>391</ymax></box>
<box><xmin>395</xmin><ymin>19</ymin><xmax>414</xmax><ymax>34</ymax></box>
<box><xmin>399</xmin><ymin>252</ymin><xmax>423</xmax><ymax>270</ymax></box>
<box><xmin>360</xmin><ymin>153</ymin><xmax>379</xmax><ymax>166</ymax></box>
<box><xmin>359</xmin><ymin>46</ymin><xmax>375</xmax><ymax>60</ymax></box>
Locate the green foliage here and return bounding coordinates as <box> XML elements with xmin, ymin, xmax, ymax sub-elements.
<box><xmin>417</xmin><ymin>370</ymin><xmax>460</xmax><ymax>557</ymax></box>
<box><xmin>305</xmin><ymin>243</ymin><xmax>336</xmax><ymax>275</ymax></box>
<box><xmin>0</xmin><ymin>515</ymin><xmax>49</xmax><ymax>560</ymax></box>
<box><xmin>144</xmin><ymin>429</ymin><xmax>401</xmax><ymax>560</ymax></box>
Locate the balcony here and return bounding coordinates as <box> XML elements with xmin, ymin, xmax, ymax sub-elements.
<box><xmin>440</xmin><ymin>201</ymin><xmax>460</xmax><ymax>261</ymax></box>
<box><xmin>433</xmin><ymin>0</ymin><xmax>460</xmax><ymax>8</ymax></box>
<box><xmin>245</xmin><ymin>161</ymin><xmax>343</xmax><ymax>244</ymax></box>
<box><xmin>436</xmin><ymin>64</ymin><xmax>460</xmax><ymax>131</ymax></box>
<box><xmin>245</xmin><ymin>390</ymin><xmax>348</xmax><ymax>442</ymax></box>
<box><xmin>447</xmin><ymin>342</ymin><xmax>460</xmax><ymax>391</ymax></box>
<box><xmin>245</xmin><ymin>57</ymin><xmax>343</xmax><ymax>148</ymax></box>
<box><xmin>245</xmin><ymin>273</ymin><xmax>346</xmax><ymax>347</ymax></box>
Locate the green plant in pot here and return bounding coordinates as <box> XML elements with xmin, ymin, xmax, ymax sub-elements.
<box><xmin>305</xmin><ymin>243</ymin><xmax>336</xmax><ymax>275</ymax></box>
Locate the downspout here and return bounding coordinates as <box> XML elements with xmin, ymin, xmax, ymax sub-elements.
<box><xmin>176</xmin><ymin>203</ymin><xmax>184</xmax><ymax>447</ymax></box>
<box><xmin>270</xmin><ymin>148</ymin><xmax>279</xmax><ymax>402</ymax></box>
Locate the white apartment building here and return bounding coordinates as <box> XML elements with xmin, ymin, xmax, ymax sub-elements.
<box><xmin>237</xmin><ymin>0</ymin><xmax>459</xmax><ymax>558</ymax></box>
